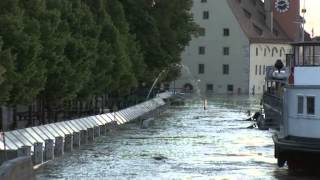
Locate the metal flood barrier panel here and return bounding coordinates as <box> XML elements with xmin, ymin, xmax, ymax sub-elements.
<box><xmin>0</xmin><ymin>92</ymin><xmax>171</xmax><ymax>151</ymax></box>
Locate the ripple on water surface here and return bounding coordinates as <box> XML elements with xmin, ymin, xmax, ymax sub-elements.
<box><xmin>36</xmin><ymin>95</ymin><xmax>317</xmax><ymax>180</ymax></box>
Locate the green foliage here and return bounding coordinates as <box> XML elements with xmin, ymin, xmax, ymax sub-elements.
<box><xmin>0</xmin><ymin>0</ymin><xmax>46</xmax><ymax>105</ymax></box>
<box><xmin>0</xmin><ymin>0</ymin><xmax>198</xmax><ymax>107</ymax></box>
<box><xmin>0</xmin><ymin>38</ymin><xmax>15</xmax><ymax>104</ymax></box>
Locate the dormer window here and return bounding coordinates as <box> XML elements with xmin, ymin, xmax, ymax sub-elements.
<box><xmin>243</xmin><ymin>8</ymin><xmax>252</xmax><ymax>18</ymax></box>
<box><xmin>253</xmin><ymin>23</ymin><xmax>263</xmax><ymax>36</ymax></box>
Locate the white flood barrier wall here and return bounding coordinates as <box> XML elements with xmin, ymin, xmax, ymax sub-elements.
<box><xmin>0</xmin><ymin>92</ymin><xmax>172</xmax><ymax>165</ymax></box>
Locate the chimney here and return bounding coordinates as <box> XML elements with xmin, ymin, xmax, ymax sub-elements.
<box><xmin>264</xmin><ymin>0</ymin><xmax>273</xmax><ymax>32</ymax></box>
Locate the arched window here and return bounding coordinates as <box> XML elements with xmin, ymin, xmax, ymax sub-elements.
<box><xmin>272</xmin><ymin>47</ymin><xmax>278</xmax><ymax>57</ymax></box>
<box><xmin>264</xmin><ymin>46</ymin><xmax>271</xmax><ymax>56</ymax></box>
<box><xmin>280</xmin><ymin>47</ymin><xmax>285</xmax><ymax>57</ymax></box>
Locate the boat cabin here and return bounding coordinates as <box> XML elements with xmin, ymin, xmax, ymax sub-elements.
<box><xmin>281</xmin><ymin>41</ymin><xmax>320</xmax><ymax>138</ymax></box>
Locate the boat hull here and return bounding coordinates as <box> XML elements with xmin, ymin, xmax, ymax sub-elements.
<box><xmin>273</xmin><ymin>134</ymin><xmax>320</xmax><ymax>170</ymax></box>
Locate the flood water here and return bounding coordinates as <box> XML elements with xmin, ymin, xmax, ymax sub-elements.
<box><xmin>36</xmin><ymin>95</ymin><xmax>318</xmax><ymax>180</ymax></box>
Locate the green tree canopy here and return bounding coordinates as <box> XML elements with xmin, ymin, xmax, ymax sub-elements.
<box><xmin>0</xmin><ymin>0</ymin><xmax>198</xmax><ymax>111</ymax></box>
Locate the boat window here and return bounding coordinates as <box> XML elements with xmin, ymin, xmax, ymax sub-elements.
<box><xmin>295</xmin><ymin>45</ymin><xmax>320</xmax><ymax>66</ymax></box>
<box><xmin>303</xmin><ymin>46</ymin><xmax>314</xmax><ymax>65</ymax></box>
<box><xmin>297</xmin><ymin>96</ymin><xmax>304</xmax><ymax>114</ymax></box>
<box><xmin>307</xmin><ymin>96</ymin><xmax>315</xmax><ymax>115</ymax></box>
<box><xmin>295</xmin><ymin>46</ymin><xmax>303</xmax><ymax>66</ymax></box>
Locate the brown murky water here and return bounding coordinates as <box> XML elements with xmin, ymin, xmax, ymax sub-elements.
<box><xmin>36</xmin><ymin>95</ymin><xmax>319</xmax><ymax>179</ymax></box>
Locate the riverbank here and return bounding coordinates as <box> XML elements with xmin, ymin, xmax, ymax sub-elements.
<box><xmin>0</xmin><ymin>92</ymin><xmax>174</xmax><ymax>178</ymax></box>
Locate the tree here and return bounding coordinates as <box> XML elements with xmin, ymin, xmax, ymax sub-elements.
<box><xmin>150</xmin><ymin>0</ymin><xmax>198</xmax><ymax>80</ymax></box>
<box><xmin>0</xmin><ymin>0</ymin><xmax>47</xmax><ymax>105</ymax></box>
<box><xmin>0</xmin><ymin>38</ymin><xmax>15</xmax><ymax>104</ymax></box>
<box><xmin>104</xmin><ymin>0</ymin><xmax>139</xmax><ymax>95</ymax></box>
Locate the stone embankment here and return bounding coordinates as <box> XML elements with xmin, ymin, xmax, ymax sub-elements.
<box><xmin>0</xmin><ymin>92</ymin><xmax>173</xmax><ymax>179</ymax></box>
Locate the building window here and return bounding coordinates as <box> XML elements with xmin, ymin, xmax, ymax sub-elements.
<box><xmin>198</xmin><ymin>64</ymin><xmax>205</xmax><ymax>74</ymax></box>
<box><xmin>227</xmin><ymin>85</ymin><xmax>234</xmax><ymax>92</ymax></box>
<box><xmin>259</xmin><ymin>65</ymin><xmax>262</xmax><ymax>75</ymax></box>
<box><xmin>256</xmin><ymin>48</ymin><xmax>259</xmax><ymax>56</ymax></box>
<box><xmin>264</xmin><ymin>49</ymin><xmax>266</xmax><ymax>56</ymax></box>
<box><xmin>206</xmin><ymin>84</ymin><xmax>213</xmax><ymax>91</ymax></box>
<box><xmin>199</xmin><ymin>28</ymin><xmax>206</xmax><ymax>36</ymax></box>
<box><xmin>223</xmin><ymin>47</ymin><xmax>229</xmax><ymax>55</ymax></box>
<box><xmin>223</xmin><ymin>64</ymin><xmax>229</xmax><ymax>75</ymax></box>
<box><xmin>272</xmin><ymin>48</ymin><xmax>278</xmax><ymax>57</ymax></box>
<box><xmin>297</xmin><ymin>96</ymin><xmax>304</xmax><ymax>114</ymax></box>
<box><xmin>307</xmin><ymin>96</ymin><xmax>315</xmax><ymax>115</ymax></box>
<box><xmin>199</xmin><ymin>46</ymin><xmax>206</xmax><ymax>55</ymax></box>
<box><xmin>263</xmin><ymin>65</ymin><xmax>266</xmax><ymax>75</ymax></box>
<box><xmin>203</xmin><ymin>11</ymin><xmax>209</xmax><ymax>19</ymax></box>
<box><xmin>255</xmin><ymin>65</ymin><xmax>258</xmax><ymax>75</ymax></box>
<box><xmin>223</xmin><ymin>28</ymin><xmax>230</xmax><ymax>36</ymax></box>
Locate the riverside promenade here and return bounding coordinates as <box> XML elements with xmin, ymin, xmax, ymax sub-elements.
<box><xmin>0</xmin><ymin>92</ymin><xmax>173</xmax><ymax>179</ymax></box>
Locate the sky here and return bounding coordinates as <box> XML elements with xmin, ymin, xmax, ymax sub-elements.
<box><xmin>301</xmin><ymin>0</ymin><xmax>320</xmax><ymax>37</ymax></box>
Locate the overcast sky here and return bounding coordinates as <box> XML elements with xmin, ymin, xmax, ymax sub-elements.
<box><xmin>302</xmin><ymin>0</ymin><xmax>320</xmax><ymax>37</ymax></box>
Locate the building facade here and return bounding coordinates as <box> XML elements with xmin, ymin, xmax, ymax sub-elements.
<box><xmin>249</xmin><ymin>43</ymin><xmax>291</xmax><ymax>94</ymax></box>
<box><xmin>175</xmin><ymin>0</ymin><xmax>300</xmax><ymax>95</ymax></box>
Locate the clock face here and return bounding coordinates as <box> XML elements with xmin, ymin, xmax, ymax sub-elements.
<box><xmin>275</xmin><ymin>0</ymin><xmax>290</xmax><ymax>13</ymax></box>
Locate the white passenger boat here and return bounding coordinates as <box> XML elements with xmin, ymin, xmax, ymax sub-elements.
<box><xmin>273</xmin><ymin>41</ymin><xmax>320</xmax><ymax>170</ymax></box>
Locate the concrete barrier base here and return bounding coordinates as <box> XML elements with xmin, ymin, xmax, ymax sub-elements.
<box><xmin>32</xmin><ymin>142</ymin><xmax>43</xmax><ymax>165</ymax></box>
<box><xmin>80</xmin><ymin>130</ymin><xmax>88</xmax><ymax>145</ymax></box>
<box><xmin>44</xmin><ymin>139</ymin><xmax>54</xmax><ymax>161</ymax></box>
<box><xmin>99</xmin><ymin>125</ymin><xmax>107</xmax><ymax>135</ymax></box>
<box><xmin>64</xmin><ymin>134</ymin><xmax>73</xmax><ymax>152</ymax></box>
<box><xmin>17</xmin><ymin>146</ymin><xmax>31</xmax><ymax>157</ymax></box>
<box><xmin>54</xmin><ymin>137</ymin><xmax>64</xmax><ymax>157</ymax></box>
<box><xmin>73</xmin><ymin>132</ymin><xmax>81</xmax><ymax>148</ymax></box>
<box><xmin>88</xmin><ymin>128</ymin><xmax>94</xmax><ymax>142</ymax></box>
<box><xmin>94</xmin><ymin>126</ymin><xmax>100</xmax><ymax>137</ymax></box>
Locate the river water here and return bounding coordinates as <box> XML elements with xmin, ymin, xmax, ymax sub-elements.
<box><xmin>36</xmin><ymin>95</ymin><xmax>317</xmax><ymax>180</ymax></box>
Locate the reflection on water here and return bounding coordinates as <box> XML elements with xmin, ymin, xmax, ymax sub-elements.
<box><xmin>36</xmin><ymin>95</ymin><xmax>318</xmax><ymax>180</ymax></box>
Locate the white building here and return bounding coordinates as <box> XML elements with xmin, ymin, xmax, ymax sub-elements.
<box><xmin>176</xmin><ymin>0</ymin><xmax>301</xmax><ymax>95</ymax></box>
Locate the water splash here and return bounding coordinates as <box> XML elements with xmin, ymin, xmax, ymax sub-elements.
<box><xmin>179</xmin><ymin>64</ymin><xmax>201</xmax><ymax>98</ymax></box>
<box><xmin>146</xmin><ymin>64</ymin><xmax>202</xmax><ymax>100</ymax></box>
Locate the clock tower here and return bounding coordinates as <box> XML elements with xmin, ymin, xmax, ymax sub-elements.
<box><xmin>272</xmin><ymin>0</ymin><xmax>301</xmax><ymax>41</ymax></box>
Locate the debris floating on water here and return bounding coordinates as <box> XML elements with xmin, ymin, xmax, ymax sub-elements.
<box><xmin>152</xmin><ymin>155</ymin><xmax>168</xmax><ymax>161</ymax></box>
